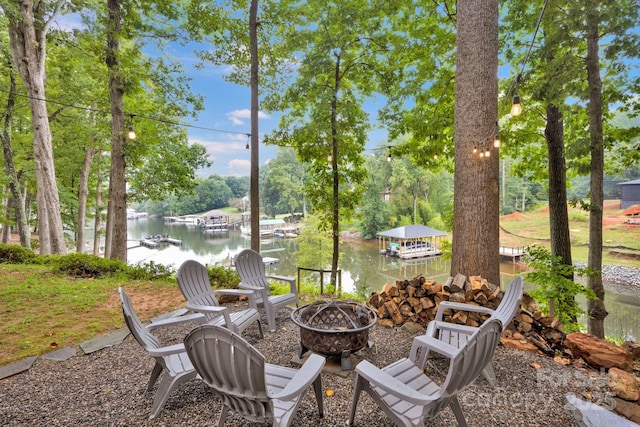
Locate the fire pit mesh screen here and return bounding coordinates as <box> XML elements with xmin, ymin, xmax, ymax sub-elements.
<box><xmin>291</xmin><ymin>300</ymin><xmax>377</xmax><ymax>358</ymax></box>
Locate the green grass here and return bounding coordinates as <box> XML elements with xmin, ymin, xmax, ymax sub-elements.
<box><xmin>0</xmin><ymin>264</ymin><xmax>183</xmax><ymax>367</ymax></box>
<box><xmin>500</xmin><ymin>201</ymin><xmax>640</xmax><ymax>268</ymax></box>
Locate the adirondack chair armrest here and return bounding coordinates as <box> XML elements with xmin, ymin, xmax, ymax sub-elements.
<box><xmin>148</xmin><ymin>343</ymin><xmax>186</xmax><ymax>358</ymax></box>
<box><xmin>146</xmin><ymin>312</ymin><xmax>206</xmax><ymax>331</ymax></box>
<box><xmin>185</xmin><ymin>303</ymin><xmax>233</xmax><ymax>327</ymax></box>
<box><xmin>212</xmin><ymin>289</ymin><xmax>258</xmax><ymax>308</ymax></box>
<box><xmin>269</xmin><ymin>354</ymin><xmax>326</xmax><ymax>401</ymax></box>
<box><xmin>355</xmin><ymin>360</ymin><xmax>432</xmax><ymax>406</ymax></box>
<box><xmin>266</xmin><ymin>275</ymin><xmax>297</xmax><ymax>294</ymax></box>
<box><xmin>432</xmin><ymin>321</ymin><xmax>481</xmax><ymax>336</ymax></box>
<box><xmin>435</xmin><ymin>301</ymin><xmax>495</xmax><ymax>321</ymax></box>
<box><xmin>409</xmin><ymin>334</ymin><xmax>460</xmax><ymax>362</ymax></box>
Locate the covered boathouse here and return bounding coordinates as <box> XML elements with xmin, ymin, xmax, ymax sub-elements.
<box><xmin>377</xmin><ymin>224</ymin><xmax>448</xmax><ymax>259</ymax></box>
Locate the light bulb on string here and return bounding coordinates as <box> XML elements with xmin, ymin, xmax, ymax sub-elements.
<box><xmin>511</xmin><ymin>94</ymin><xmax>522</xmax><ymax>116</ymax></box>
<box><xmin>494</xmin><ymin>132</ymin><xmax>501</xmax><ymax>148</ymax></box>
<box><xmin>327</xmin><ymin>153</ymin><xmax>333</xmax><ymax>162</ymax></box>
<box><xmin>386</xmin><ymin>153</ymin><xmax>392</xmax><ymax>162</ymax></box>
<box><xmin>127</xmin><ymin>126</ymin><xmax>136</xmax><ymax>140</ymax></box>
<box><xmin>485</xmin><ymin>148</ymin><xmax>491</xmax><ymax>157</ymax></box>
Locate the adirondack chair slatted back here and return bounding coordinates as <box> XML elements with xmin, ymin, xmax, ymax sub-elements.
<box><xmin>235</xmin><ymin>249</ymin><xmax>270</xmax><ymax>291</ymax></box>
<box><xmin>184</xmin><ymin>325</ymin><xmax>271</xmax><ymax>422</ymax></box>
<box><xmin>119</xmin><ymin>288</ymin><xmax>162</xmax><ymax>352</ymax></box>
<box><xmin>427</xmin><ymin>319</ymin><xmax>502</xmax><ymax>418</ymax></box>
<box><xmin>493</xmin><ymin>275</ymin><xmax>524</xmax><ymax>327</ymax></box>
<box><xmin>177</xmin><ymin>260</ymin><xmax>221</xmax><ymax>309</ymax></box>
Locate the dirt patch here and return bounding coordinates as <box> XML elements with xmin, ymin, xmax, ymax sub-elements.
<box><xmin>501</xmin><ymin>211</ymin><xmax>527</xmax><ymax>220</ymax></box>
<box><xmin>603</xmin><ymin>202</ymin><xmax>621</xmax><ymax>210</ymax></box>
<box><xmin>105</xmin><ymin>286</ymin><xmax>185</xmax><ymax>321</ymax></box>
<box><xmin>621</xmin><ymin>205</ymin><xmax>640</xmax><ymax>216</ymax></box>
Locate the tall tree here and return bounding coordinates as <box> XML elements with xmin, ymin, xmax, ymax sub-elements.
<box><xmin>451</xmin><ymin>0</ymin><xmax>500</xmax><ymax>285</ymax></box>
<box><xmin>104</xmin><ymin>0</ymin><xmax>127</xmax><ymax>261</ymax></box>
<box><xmin>5</xmin><ymin>0</ymin><xmax>68</xmax><ymax>254</ymax></box>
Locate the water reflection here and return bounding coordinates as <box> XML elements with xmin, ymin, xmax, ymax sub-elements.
<box><xmin>125</xmin><ymin>218</ymin><xmax>638</xmax><ymax>340</ymax></box>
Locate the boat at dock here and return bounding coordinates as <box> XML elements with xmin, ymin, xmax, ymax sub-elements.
<box><xmin>139</xmin><ymin>235</ymin><xmax>182</xmax><ymax>248</ymax></box>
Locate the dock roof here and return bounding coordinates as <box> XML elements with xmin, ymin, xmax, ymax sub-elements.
<box><xmin>377</xmin><ymin>224</ymin><xmax>448</xmax><ymax>239</ymax></box>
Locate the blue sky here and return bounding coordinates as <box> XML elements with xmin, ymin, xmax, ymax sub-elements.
<box><xmin>173</xmin><ymin>44</ymin><xmax>389</xmax><ymax>177</ymax></box>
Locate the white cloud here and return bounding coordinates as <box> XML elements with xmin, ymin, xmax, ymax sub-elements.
<box><xmin>226</xmin><ymin>109</ymin><xmax>270</xmax><ymax>125</ymax></box>
<box><xmin>227</xmin><ymin>159</ymin><xmax>251</xmax><ymax>176</ymax></box>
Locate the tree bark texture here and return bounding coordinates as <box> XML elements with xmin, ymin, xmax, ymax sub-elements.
<box><xmin>249</xmin><ymin>0</ymin><xmax>260</xmax><ymax>252</ymax></box>
<box><xmin>451</xmin><ymin>0</ymin><xmax>500</xmax><ymax>286</ymax></box>
<box><xmin>105</xmin><ymin>0</ymin><xmax>128</xmax><ymax>262</ymax></box>
<box><xmin>330</xmin><ymin>55</ymin><xmax>341</xmax><ymax>287</ymax></box>
<box><xmin>545</xmin><ymin>103</ymin><xmax>572</xmax><ymax>269</ymax></box>
<box><xmin>93</xmin><ymin>151</ymin><xmax>104</xmax><ymax>256</ymax></box>
<box><xmin>76</xmin><ymin>145</ymin><xmax>97</xmax><ymax>253</ymax></box>
<box><xmin>585</xmin><ymin>9</ymin><xmax>607</xmax><ymax>338</ymax></box>
<box><xmin>0</xmin><ymin>60</ymin><xmax>30</xmax><ymax>248</ymax></box>
<box><xmin>7</xmin><ymin>0</ymin><xmax>67</xmax><ymax>254</ymax></box>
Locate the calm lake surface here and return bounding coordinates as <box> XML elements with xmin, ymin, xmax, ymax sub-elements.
<box><xmin>126</xmin><ymin>218</ymin><xmax>639</xmax><ymax>341</ymax></box>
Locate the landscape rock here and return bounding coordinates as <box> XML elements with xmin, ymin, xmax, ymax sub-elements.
<box><xmin>609</xmin><ymin>367</ymin><xmax>640</xmax><ymax>402</ymax></box>
<box><xmin>565</xmin><ymin>333</ymin><xmax>634</xmax><ymax>371</ymax></box>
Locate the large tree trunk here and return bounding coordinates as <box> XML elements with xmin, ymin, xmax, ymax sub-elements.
<box><xmin>105</xmin><ymin>0</ymin><xmax>128</xmax><ymax>262</ymax></box>
<box><xmin>7</xmin><ymin>0</ymin><xmax>67</xmax><ymax>254</ymax></box>
<box><xmin>0</xmin><ymin>60</ymin><xmax>30</xmax><ymax>248</ymax></box>
<box><xmin>76</xmin><ymin>145</ymin><xmax>97</xmax><ymax>253</ymax></box>
<box><xmin>545</xmin><ymin>104</ymin><xmax>572</xmax><ymax>267</ymax></box>
<box><xmin>451</xmin><ymin>0</ymin><xmax>500</xmax><ymax>285</ymax></box>
<box><xmin>249</xmin><ymin>0</ymin><xmax>260</xmax><ymax>252</ymax></box>
<box><xmin>585</xmin><ymin>9</ymin><xmax>607</xmax><ymax>338</ymax></box>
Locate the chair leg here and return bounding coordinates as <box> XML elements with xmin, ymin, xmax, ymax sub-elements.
<box><xmin>449</xmin><ymin>396</ymin><xmax>468</xmax><ymax>427</ymax></box>
<box><xmin>347</xmin><ymin>374</ymin><xmax>365</xmax><ymax>426</ymax></box>
<box><xmin>149</xmin><ymin>373</ymin><xmax>177</xmax><ymax>419</ymax></box>
<box><xmin>147</xmin><ymin>362</ymin><xmax>163</xmax><ymax>391</ymax></box>
<box><xmin>256</xmin><ymin>319</ymin><xmax>264</xmax><ymax>339</ymax></box>
<box><xmin>482</xmin><ymin>362</ymin><xmax>497</xmax><ymax>387</ymax></box>
<box><xmin>312</xmin><ymin>375</ymin><xmax>324</xmax><ymax>418</ymax></box>
<box><xmin>217</xmin><ymin>405</ymin><xmax>230</xmax><ymax>427</ymax></box>
<box><xmin>265</xmin><ymin>305</ymin><xmax>276</xmax><ymax>332</ymax></box>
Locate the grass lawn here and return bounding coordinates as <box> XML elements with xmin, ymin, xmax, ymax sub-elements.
<box><xmin>0</xmin><ymin>265</ymin><xmax>185</xmax><ymax>367</ymax></box>
<box><xmin>500</xmin><ymin>201</ymin><xmax>640</xmax><ymax>268</ymax></box>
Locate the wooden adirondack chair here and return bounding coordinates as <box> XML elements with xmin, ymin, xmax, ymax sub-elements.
<box><xmin>234</xmin><ymin>248</ymin><xmax>298</xmax><ymax>332</ymax></box>
<box><xmin>347</xmin><ymin>319</ymin><xmax>503</xmax><ymax>427</ymax></box>
<box><xmin>409</xmin><ymin>274</ymin><xmax>524</xmax><ymax>386</ymax></box>
<box><xmin>118</xmin><ymin>287</ymin><xmax>198</xmax><ymax>419</ymax></box>
<box><xmin>184</xmin><ymin>324</ymin><xmax>325</xmax><ymax>427</ymax></box>
<box><xmin>177</xmin><ymin>260</ymin><xmax>263</xmax><ymax>338</ymax></box>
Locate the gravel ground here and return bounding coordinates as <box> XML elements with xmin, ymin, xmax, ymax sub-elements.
<box><xmin>0</xmin><ymin>303</ymin><xmax>614</xmax><ymax>427</ymax></box>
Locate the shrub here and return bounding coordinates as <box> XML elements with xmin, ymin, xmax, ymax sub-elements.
<box><xmin>207</xmin><ymin>266</ymin><xmax>240</xmax><ymax>289</ymax></box>
<box><xmin>0</xmin><ymin>243</ymin><xmax>40</xmax><ymax>264</ymax></box>
<box><xmin>53</xmin><ymin>253</ymin><xmax>126</xmax><ymax>278</ymax></box>
<box><xmin>126</xmin><ymin>261</ymin><xmax>175</xmax><ymax>280</ymax></box>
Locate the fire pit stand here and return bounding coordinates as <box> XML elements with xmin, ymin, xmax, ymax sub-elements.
<box><xmin>291</xmin><ymin>300</ymin><xmax>377</xmax><ymax>370</ymax></box>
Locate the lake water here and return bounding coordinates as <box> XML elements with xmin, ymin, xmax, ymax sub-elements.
<box><xmin>126</xmin><ymin>218</ymin><xmax>639</xmax><ymax>341</ymax></box>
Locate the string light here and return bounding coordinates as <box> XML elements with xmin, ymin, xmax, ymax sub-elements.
<box><xmin>511</xmin><ymin>94</ymin><xmax>522</xmax><ymax>116</ymax></box>
<box><xmin>387</xmin><ymin>152</ymin><xmax>392</xmax><ymax>162</ymax></box>
<box><xmin>126</xmin><ymin>115</ymin><xmax>136</xmax><ymax>140</ymax></box>
<box><xmin>327</xmin><ymin>153</ymin><xmax>333</xmax><ymax>162</ymax></box>
<box><xmin>494</xmin><ymin>131</ymin><xmax>501</xmax><ymax>148</ymax></box>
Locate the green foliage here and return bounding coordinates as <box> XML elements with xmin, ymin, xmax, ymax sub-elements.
<box><xmin>207</xmin><ymin>266</ymin><xmax>240</xmax><ymax>289</ymax></box>
<box><xmin>52</xmin><ymin>253</ymin><xmax>127</xmax><ymax>278</ymax></box>
<box><xmin>0</xmin><ymin>244</ymin><xmax>39</xmax><ymax>264</ymax></box>
<box><xmin>571</xmin><ymin>211</ymin><xmax>588</xmax><ymax>222</ymax></box>
<box><xmin>524</xmin><ymin>246</ymin><xmax>597</xmax><ymax>333</ymax></box>
<box><xmin>295</xmin><ymin>214</ymin><xmax>334</xmax><ymax>270</ymax></box>
<box><xmin>126</xmin><ymin>261</ymin><xmax>175</xmax><ymax>280</ymax></box>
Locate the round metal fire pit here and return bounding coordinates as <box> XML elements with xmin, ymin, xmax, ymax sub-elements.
<box><xmin>291</xmin><ymin>300</ymin><xmax>376</xmax><ymax>369</ymax></box>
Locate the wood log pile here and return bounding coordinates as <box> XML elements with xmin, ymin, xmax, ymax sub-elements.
<box><xmin>367</xmin><ymin>273</ymin><xmax>566</xmax><ymax>355</ymax></box>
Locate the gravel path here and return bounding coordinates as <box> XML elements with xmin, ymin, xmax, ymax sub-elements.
<box><xmin>0</xmin><ymin>303</ymin><xmax>613</xmax><ymax>427</ymax></box>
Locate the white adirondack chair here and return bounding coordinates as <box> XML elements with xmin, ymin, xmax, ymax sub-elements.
<box><xmin>177</xmin><ymin>260</ymin><xmax>263</xmax><ymax>338</ymax></box>
<box><xmin>410</xmin><ymin>274</ymin><xmax>524</xmax><ymax>386</ymax></box>
<box><xmin>184</xmin><ymin>324</ymin><xmax>326</xmax><ymax>427</ymax></box>
<box><xmin>234</xmin><ymin>248</ymin><xmax>298</xmax><ymax>332</ymax></box>
<box><xmin>347</xmin><ymin>319</ymin><xmax>503</xmax><ymax>427</ymax></box>
<box><xmin>118</xmin><ymin>287</ymin><xmax>198</xmax><ymax>419</ymax></box>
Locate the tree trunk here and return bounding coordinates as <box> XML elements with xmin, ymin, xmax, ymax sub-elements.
<box><xmin>249</xmin><ymin>0</ymin><xmax>260</xmax><ymax>252</ymax></box>
<box><xmin>7</xmin><ymin>0</ymin><xmax>67</xmax><ymax>254</ymax></box>
<box><xmin>545</xmin><ymin>103</ymin><xmax>572</xmax><ymax>268</ymax></box>
<box><xmin>93</xmin><ymin>151</ymin><xmax>104</xmax><ymax>256</ymax></box>
<box><xmin>451</xmin><ymin>0</ymin><xmax>500</xmax><ymax>285</ymax></box>
<box><xmin>76</xmin><ymin>145</ymin><xmax>97</xmax><ymax>253</ymax></box>
<box><xmin>2</xmin><ymin>196</ymin><xmax>12</xmax><ymax>243</ymax></box>
<box><xmin>585</xmin><ymin>9</ymin><xmax>607</xmax><ymax>338</ymax></box>
<box><xmin>330</xmin><ymin>55</ymin><xmax>341</xmax><ymax>287</ymax></box>
<box><xmin>105</xmin><ymin>0</ymin><xmax>128</xmax><ymax>262</ymax></box>
<box><xmin>0</xmin><ymin>61</ymin><xmax>30</xmax><ymax>248</ymax></box>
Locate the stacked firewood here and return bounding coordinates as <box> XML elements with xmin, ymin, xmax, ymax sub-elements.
<box><xmin>367</xmin><ymin>274</ymin><xmax>566</xmax><ymax>355</ymax></box>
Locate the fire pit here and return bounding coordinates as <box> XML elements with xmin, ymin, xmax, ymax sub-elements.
<box><xmin>291</xmin><ymin>300</ymin><xmax>377</xmax><ymax>370</ymax></box>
